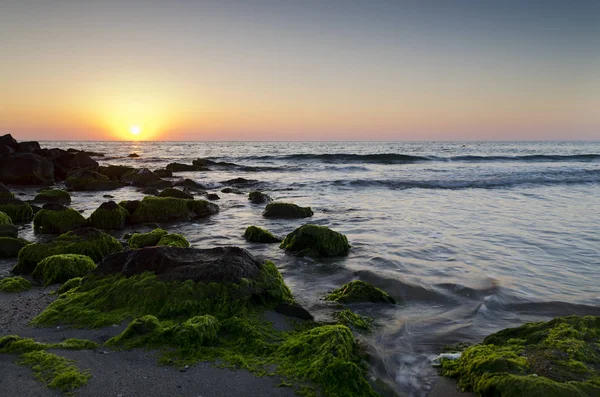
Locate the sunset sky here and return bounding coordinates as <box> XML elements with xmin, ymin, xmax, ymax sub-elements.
<box><xmin>1</xmin><ymin>0</ymin><xmax>599</xmax><ymax>141</ymax></box>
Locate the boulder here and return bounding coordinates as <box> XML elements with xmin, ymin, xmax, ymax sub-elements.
<box><xmin>0</xmin><ymin>198</ymin><xmax>34</xmax><ymax>222</ymax></box>
<box><xmin>141</xmin><ymin>187</ymin><xmax>159</xmax><ymax>196</ymax></box>
<box><xmin>0</xmin><ymin>237</ymin><xmax>30</xmax><ymax>258</ymax></box>
<box><xmin>33</xmin><ymin>189</ymin><xmax>71</xmax><ymax>205</ymax></box>
<box><xmin>0</xmin><ymin>183</ymin><xmax>14</xmax><ymax>199</ymax></box>
<box><xmin>166</xmin><ymin>162</ymin><xmax>207</xmax><ymax>172</ymax></box>
<box><xmin>118</xmin><ymin>200</ymin><xmax>140</xmax><ymax>216</ymax></box>
<box><xmin>153</xmin><ymin>168</ymin><xmax>172</xmax><ymax>178</ymax></box>
<box><xmin>174</xmin><ymin>178</ymin><xmax>207</xmax><ymax>191</ymax></box>
<box><xmin>88</xmin><ymin>201</ymin><xmax>129</xmax><ymax>230</ymax></box>
<box><xmin>0</xmin><ymin>134</ymin><xmax>19</xmax><ymax>151</ymax></box>
<box><xmin>128</xmin><ymin>228</ymin><xmax>169</xmax><ymax>249</ymax></box>
<box><xmin>263</xmin><ymin>202</ymin><xmax>313</xmax><ymax>218</ymax></box>
<box><xmin>159</xmin><ymin>187</ymin><xmax>193</xmax><ymax>200</ymax></box>
<box><xmin>66</xmin><ymin>169</ymin><xmax>122</xmax><ymax>191</ymax></box>
<box><xmin>0</xmin><ymin>225</ymin><xmax>18</xmax><ymax>238</ymax></box>
<box><xmin>33</xmin><ymin>203</ymin><xmax>87</xmax><ymax>234</ymax></box>
<box><xmin>280</xmin><ymin>224</ymin><xmax>350</xmax><ymax>257</ymax></box>
<box><xmin>206</xmin><ymin>193</ymin><xmax>220</xmax><ymax>201</ymax></box>
<box><xmin>94</xmin><ymin>246</ymin><xmax>263</xmax><ymax>283</ymax></box>
<box><xmin>129</xmin><ymin>196</ymin><xmax>218</xmax><ymax>223</ymax></box>
<box><xmin>121</xmin><ymin>168</ymin><xmax>172</xmax><ymax>189</ymax></box>
<box><xmin>244</xmin><ymin>226</ymin><xmax>281</xmax><ymax>243</ymax></box>
<box><xmin>32</xmin><ymin>253</ymin><xmax>96</xmax><ymax>285</ymax></box>
<box><xmin>0</xmin><ymin>153</ymin><xmax>54</xmax><ymax>185</ymax></box>
<box><xmin>0</xmin><ymin>145</ymin><xmax>14</xmax><ymax>155</ymax></box>
<box><xmin>249</xmin><ymin>191</ymin><xmax>271</xmax><ymax>204</ymax></box>
<box><xmin>53</xmin><ymin>151</ymin><xmax>99</xmax><ymax>180</ymax></box>
<box><xmin>325</xmin><ymin>280</ymin><xmax>396</xmax><ymax>304</ymax></box>
<box><xmin>18</xmin><ymin>141</ymin><xmax>41</xmax><ymax>153</ymax></box>
<box><xmin>97</xmin><ymin>165</ymin><xmax>134</xmax><ymax>181</ymax></box>
<box><xmin>222</xmin><ymin>177</ymin><xmax>259</xmax><ymax>187</ymax></box>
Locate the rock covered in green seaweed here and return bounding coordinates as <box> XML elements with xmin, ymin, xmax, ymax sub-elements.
<box><xmin>0</xmin><ymin>237</ymin><xmax>30</xmax><ymax>258</ymax></box>
<box><xmin>33</xmin><ymin>189</ymin><xmax>71</xmax><ymax>205</ymax></box>
<box><xmin>56</xmin><ymin>277</ymin><xmax>83</xmax><ymax>294</ymax></box>
<box><xmin>0</xmin><ymin>183</ymin><xmax>15</xmax><ymax>199</ymax></box>
<box><xmin>440</xmin><ymin>315</ymin><xmax>600</xmax><ymax>397</ymax></box>
<box><xmin>89</xmin><ymin>200</ymin><xmax>129</xmax><ymax>230</ymax></box>
<box><xmin>32</xmin><ymin>254</ymin><xmax>96</xmax><ymax>285</ymax></box>
<box><xmin>128</xmin><ymin>228</ymin><xmax>168</xmax><ymax>248</ymax></box>
<box><xmin>66</xmin><ymin>168</ymin><xmax>122</xmax><ymax>191</ymax></box>
<box><xmin>0</xmin><ymin>276</ymin><xmax>31</xmax><ymax>292</ymax></box>
<box><xmin>0</xmin><ymin>198</ymin><xmax>34</xmax><ymax>222</ymax></box>
<box><xmin>157</xmin><ymin>233</ymin><xmax>190</xmax><ymax>248</ymax></box>
<box><xmin>249</xmin><ymin>191</ymin><xmax>271</xmax><ymax>204</ymax></box>
<box><xmin>263</xmin><ymin>202</ymin><xmax>313</xmax><ymax>218</ymax></box>
<box><xmin>334</xmin><ymin>309</ymin><xmax>374</xmax><ymax>332</ymax></box>
<box><xmin>0</xmin><ymin>210</ymin><xmax>18</xmax><ymax>237</ymax></box>
<box><xmin>14</xmin><ymin>227</ymin><xmax>122</xmax><ymax>275</ymax></box>
<box><xmin>33</xmin><ymin>203</ymin><xmax>87</xmax><ymax>234</ymax></box>
<box><xmin>280</xmin><ymin>224</ymin><xmax>350</xmax><ymax>257</ymax></box>
<box><xmin>325</xmin><ymin>280</ymin><xmax>396</xmax><ymax>304</ymax></box>
<box><xmin>129</xmin><ymin>196</ymin><xmax>218</xmax><ymax>223</ymax></box>
<box><xmin>0</xmin><ymin>211</ymin><xmax>12</xmax><ymax>225</ymax></box>
<box><xmin>244</xmin><ymin>225</ymin><xmax>281</xmax><ymax>243</ymax></box>
<box><xmin>159</xmin><ymin>187</ymin><xmax>193</xmax><ymax>200</ymax></box>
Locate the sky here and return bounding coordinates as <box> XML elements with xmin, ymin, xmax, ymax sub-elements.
<box><xmin>1</xmin><ymin>0</ymin><xmax>599</xmax><ymax>141</ymax></box>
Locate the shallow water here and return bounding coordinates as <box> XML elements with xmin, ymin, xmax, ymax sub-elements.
<box><xmin>3</xmin><ymin>141</ymin><xmax>600</xmax><ymax>396</ymax></box>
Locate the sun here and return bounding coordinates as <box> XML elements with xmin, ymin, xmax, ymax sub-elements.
<box><xmin>129</xmin><ymin>125</ymin><xmax>141</xmax><ymax>135</ymax></box>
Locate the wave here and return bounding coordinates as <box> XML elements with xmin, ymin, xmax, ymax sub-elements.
<box><xmin>236</xmin><ymin>153</ymin><xmax>600</xmax><ymax>164</ymax></box>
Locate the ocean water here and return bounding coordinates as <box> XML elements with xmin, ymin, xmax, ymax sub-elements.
<box><xmin>4</xmin><ymin>140</ymin><xmax>600</xmax><ymax>396</ymax></box>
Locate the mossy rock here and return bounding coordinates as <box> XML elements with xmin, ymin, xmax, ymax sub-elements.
<box><xmin>17</xmin><ymin>350</ymin><xmax>91</xmax><ymax>393</ymax></box>
<box><xmin>129</xmin><ymin>196</ymin><xmax>218</xmax><ymax>223</ymax></box>
<box><xmin>32</xmin><ymin>254</ymin><xmax>96</xmax><ymax>286</ymax></box>
<box><xmin>153</xmin><ymin>168</ymin><xmax>172</xmax><ymax>178</ymax></box>
<box><xmin>56</xmin><ymin>277</ymin><xmax>83</xmax><ymax>294</ymax></box>
<box><xmin>263</xmin><ymin>202</ymin><xmax>313</xmax><ymax>218</ymax></box>
<box><xmin>14</xmin><ymin>227</ymin><xmax>122</xmax><ymax>275</ymax></box>
<box><xmin>33</xmin><ymin>204</ymin><xmax>87</xmax><ymax>234</ymax></box>
<box><xmin>280</xmin><ymin>224</ymin><xmax>350</xmax><ymax>257</ymax></box>
<box><xmin>157</xmin><ymin>233</ymin><xmax>190</xmax><ymax>248</ymax></box>
<box><xmin>244</xmin><ymin>226</ymin><xmax>281</xmax><ymax>243</ymax></box>
<box><xmin>159</xmin><ymin>187</ymin><xmax>193</xmax><ymax>200</ymax></box>
<box><xmin>0</xmin><ymin>211</ymin><xmax>12</xmax><ymax>225</ymax></box>
<box><xmin>0</xmin><ymin>276</ymin><xmax>31</xmax><ymax>292</ymax></box>
<box><xmin>0</xmin><ymin>183</ymin><xmax>15</xmax><ymax>199</ymax></box>
<box><xmin>0</xmin><ymin>237</ymin><xmax>31</xmax><ymax>258</ymax></box>
<box><xmin>440</xmin><ymin>315</ymin><xmax>600</xmax><ymax>396</ymax></box>
<box><xmin>0</xmin><ymin>198</ymin><xmax>34</xmax><ymax>222</ymax></box>
<box><xmin>325</xmin><ymin>280</ymin><xmax>395</xmax><ymax>304</ymax></box>
<box><xmin>248</xmin><ymin>191</ymin><xmax>271</xmax><ymax>204</ymax></box>
<box><xmin>97</xmin><ymin>165</ymin><xmax>134</xmax><ymax>181</ymax></box>
<box><xmin>128</xmin><ymin>228</ymin><xmax>169</xmax><ymax>249</ymax></box>
<box><xmin>33</xmin><ymin>189</ymin><xmax>71</xmax><ymax>205</ymax></box>
<box><xmin>334</xmin><ymin>309</ymin><xmax>374</xmax><ymax>332</ymax></box>
<box><xmin>89</xmin><ymin>201</ymin><xmax>129</xmax><ymax>230</ymax></box>
<box><xmin>66</xmin><ymin>169</ymin><xmax>122</xmax><ymax>191</ymax></box>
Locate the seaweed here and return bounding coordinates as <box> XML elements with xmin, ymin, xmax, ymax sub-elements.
<box><xmin>334</xmin><ymin>309</ymin><xmax>374</xmax><ymax>332</ymax></box>
<box><xmin>128</xmin><ymin>228</ymin><xmax>168</xmax><ymax>248</ymax></box>
<box><xmin>280</xmin><ymin>224</ymin><xmax>351</xmax><ymax>258</ymax></box>
<box><xmin>34</xmin><ymin>189</ymin><xmax>71</xmax><ymax>205</ymax></box>
<box><xmin>157</xmin><ymin>233</ymin><xmax>190</xmax><ymax>248</ymax></box>
<box><xmin>244</xmin><ymin>225</ymin><xmax>281</xmax><ymax>243</ymax></box>
<box><xmin>0</xmin><ymin>199</ymin><xmax>34</xmax><ymax>222</ymax></box>
<box><xmin>0</xmin><ymin>276</ymin><xmax>31</xmax><ymax>292</ymax></box>
<box><xmin>32</xmin><ymin>254</ymin><xmax>96</xmax><ymax>285</ymax></box>
<box><xmin>0</xmin><ymin>236</ymin><xmax>30</xmax><ymax>258</ymax></box>
<box><xmin>88</xmin><ymin>202</ymin><xmax>129</xmax><ymax>230</ymax></box>
<box><xmin>325</xmin><ymin>280</ymin><xmax>396</xmax><ymax>304</ymax></box>
<box><xmin>263</xmin><ymin>202</ymin><xmax>313</xmax><ymax>218</ymax></box>
<box><xmin>33</xmin><ymin>207</ymin><xmax>87</xmax><ymax>234</ymax></box>
<box><xmin>159</xmin><ymin>188</ymin><xmax>194</xmax><ymax>200</ymax></box>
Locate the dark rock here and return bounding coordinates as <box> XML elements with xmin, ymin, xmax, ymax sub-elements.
<box><xmin>192</xmin><ymin>158</ymin><xmax>237</xmax><ymax>168</ymax></box>
<box><xmin>206</xmin><ymin>193</ymin><xmax>220</xmax><ymax>201</ymax></box>
<box><xmin>97</xmin><ymin>165</ymin><xmax>134</xmax><ymax>181</ymax></box>
<box><xmin>0</xmin><ymin>134</ymin><xmax>19</xmax><ymax>151</ymax></box>
<box><xmin>103</xmin><ymin>195</ymin><xmax>114</xmax><ymax>199</ymax></box>
<box><xmin>121</xmin><ymin>168</ymin><xmax>172</xmax><ymax>188</ymax></box>
<box><xmin>222</xmin><ymin>177</ymin><xmax>259</xmax><ymax>187</ymax></box>
<box><xmin>274</xmin><ymin>302</ymin><xmax>313</xmax><ymax>320</ymax></box>
<box><xmin>41</xmin><ymin>202</ymin><xmax>68</xmax><ymax>211</ymax></box>
<box><xmin>280</xmin><ymin>224</ymin><xmax>350</xmax><ymax>257</ymax></box>
<box><xmin>153</xmin><ymin>168</ymin><xmax>173</xmax><ymax>178</ymax></box>
<box><xmin>30</xmin><ymin>204</ymin><xmax>42</xmax><ymax>215</ymax></box>
<box><xmin>159</xmin><ymin>187</ymin><xmax>193</xmax><ymax>200</ymax></box>
<box><xmin>38</xmin><ymin>147</ymin><xmax>66</xmax><ymax>160</ymax></box>
<box><xmin>94</xmin><ymin>246</ymin><xmax>262</xmax><ymax>283</ymax></box>
<box><xmin>166</xmin><ymin>162</ymin><xmax>207</xmax><ymax>172</ymax></box>
<box><xmin>0</xmin><ymin>225</ymin><xmax>18</xmax><ymax>238</ymax></box>
<box><xmin>0</xmin><ymin>183</ymin><xmax>14</xmax><ymax>199</ymax></box>
<box><xmin>263</xmin><ymin>202</ymin><xmax>313</xmax><ymax>218</ymax></box>
<box><xmin>18</xmin><ymin>141</ymin><xmax>41</xmax><ymax>153</ymax></box>
<box><xmin>141</xmin><ymin>188</ymin><xmax>159</xmax><ymax>196</ymax></box>
<box><xmin>65</xmin><ymin>169</ymin><xmax>122</xmax><ymax>191</ymax></box>
<box><xmin>128</xmin><ymin>153</ymin><xmax>140</xmax><ymax>158</ymax></box>
<box><xmin>0</xmin><ymin>153</ymin><xmax>54</xmax><ymax>185</ymax></box>
<box><xmin>53</xmin><ymin>151</ymin><xmax>99</xmax><ymax>180</ymax></box>
<box><xmin>119</xmin><ymin>200</ymin><xmax>140</xmax><ymax>215</ymax></box>
<box><xmin>249</xmin><ymin>191</ymin><xmax>271</xmax><ymax>204</ymax></box>
<box><xmin>67</xmin><ymin>148</ymin><xmax>104</xmax><ymax>157</ymax></box>
<box><xmin>174</xmin><ymin>178</ymin><xmax>207</xmax><ymax>190</ymax></box>
<box><xmin>221</xmin><ymin>187</ymin><xmax>243</xmax><ymax>194</ymax></box>
<box><xmin>0</xmin><ymin>145</ymin><xmax>14</xmax><ymax>154</ymax></box>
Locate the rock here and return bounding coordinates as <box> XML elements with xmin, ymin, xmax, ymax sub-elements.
<box><xmin>97</xmin><ymin>165</ymin><xmax>134</xmax><ymax>181</ymax></box>
<box><xmin>274</xmin><ymin>302</ymin><xmax>313</xmax><ymax>320</ymax></box>
<box><xmin>324</xmin><ymin>280</ymin><xmax>395</xmax><ymax>304</ymax></box>
<box><xmin>0</xmin><ymin>152</ymin><xmax>54</xmax><ymax>185</ymax></box>
<box><xmin>166</xmin><ymin>162</ymin><xmax>207</xmax><ymax>172</ymax></box>
<box><xmin>221</xmin><ymin>187</ymin><xmax>243</xmax><ymax>194</ymax></box>
<box><xmin>0</xmin><ymin>237</ymin><xmax>31</xmax><ymax>258</ymax></box>
<box><xmin>94</xmin><ymin>246</ymin><xmax>264</xmax><ymax>283</ymax></box>
<box><xmin>18</xmin><ymin>141</ymin><xmax>41</xmax><ymax>153</ymax></box>
<box><xmin>66</xmin><ymin>169</ymin><xmax>122</xmax><ymax>191</ymax></box>
<box><xmin>156</xmin><ymin>233</ymin><xmax>190</xmax><ymax>248</ymax></box>
<box><xmin>192</xmin><ymin>158</ymin><xmax>237</xmax><ymax>168</ymax></box>
<box><xmin>0</xmin><ymin>224</ymin><xmax>18</xmax><ymax>238</ymax></box>
<box><xmin>263</xmin><ymin>202</ymin><xmax>313</xmax><ymax>218</ymax></box>
<box><xmin>174</xmin><ymin>178</ymin><xmax>207</xmax><ymax>190</ymax></box>
<box><xmin>32</xmin><ymin>254</ymin><xmax>96</xmax><ymax>285</ymax></box>
<box><xmin>0</xmin><ymin>183</ymin><xmax>14</xmax><ymax>199</ymax></box>
<box><xmin>206</xmin><ymin>193</ymin><xmax>220</xmax><ymax>201</ymax></box>
<box><xmin>280</xmin><ymin>224</ymin><xmax>350</xmax><ymax>257</ymax></box>
<box><xmin>129</xmin><ymin>196</ymin><xmax>218</xmax><ymax>223</ymax></box>
<box><xmin>89</xmin><ymin>201</ymin><xmax>129</xmax><ymax>230</ymax></box>
<box><xmin>0</xmin><ymin>134</ymin><xmax>19</xmax><ymax>151</ymax></box>
<box><xmin>66</xmin><ymin>148</ymin><xmax>104</xmax><ymax>157</ymax></box>
<box><xmin>159</xmin><ymin>187</ymin><xmax>193</xmax><ymax>200</ymax></box>
<box><xmin>248</xmin><ymin>191</ymin><xmax>271</xmax><ymax>204</ymax></box>
<box><xmin>121</xmin><ymin>168</ymin><xmax>172</xmax><ymax>188</ymax></box>
<box><xmin>14</xmin><ymin>227</ymin><xmax>123</xmax><ymax>274</ymax></box>
<box><xmin>153</xmin><ymin>168</ymin><xmax>172</xmax><ymax>178</ymax></box>
<box><xmin>0</xmin><ymin>145</ymin><xmax>14</xmax><ymax>154</ymax></box>
<box><xmin>118</xmin><ymin>200</ymin><xmax>140</xmax><ymax>216</ymax></box>
<box><xmin>0</xmin><ymin>198</ymin><xmax>34</xmax><ymax>222</ymax></box>
<box><xmin>244</xmin><ymin>226</ymin><xmax>281</xmax><ymax>243</ymax></box>
<box><xmin>33</xmin><ymin>203</ymin><xmax>87</xmax><ymax>234</ymax></box>
<box><xmin>103</xmin><ymin>194</ymin><xmax>114</xmax><ymax>199</ymax></box>
<box><xmin>53</xmin><ymin>151</ymin><xmax>99</xmax><ymax>180</ymax></box>
<box><xmin>222</xmin><ymin>177</ymin><xmax>259</xmax><ymax>187</ymax></box>
<box><xmin>33</xmin><ymin>189</ymin><xmax>71</xmax><ymax>205</ymax></box>
<box><xmin>128</xmin><ymin>228</ymin><xmax>169</xmax><ymax>249</ymax></box>
<box><xmin>128</xmin><ymin>153</ymin><xmax>140</xmax><ymax>158</ymax></box>
<box><xmin>141</xmin><ymin>187</ymin><xmax>159</xmax><ymax>196</ymax></box>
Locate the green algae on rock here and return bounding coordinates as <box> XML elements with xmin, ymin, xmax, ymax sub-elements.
<box><xmin>159</xmin><ymin>187</ymin><xmax>194</xmax><ymax>200</ymax></box>
<box><xmin>128</xmin><ymin>228</ymin><xmax>169</xmax><ymax>248</ymax></box>
<box><xmin>129</xmin><ymin>196</ymin><xmax>218</xmax><ymax>223</ymax></box>
<box><xmin>0</xmin><ymin>198</ymin><xmax>34</xmax><ymax>222</ymax></box>
<box><xmin>280</xmin><ymin>224</ymin><xmax>350</xmax><ymax>257</ymax></box>
<box><xmin>325</xmin><ymin>280</ymin><xmax>396</xmax><ymax>304</ymax></box>
<box><xmin>334</xmin><ymin>309</ymin><xmax>374</xmax><ymax>332</ymax></box>
<box><xmin>32</xmin><ymin>254</ymin><xmax>96</xmax><ymax>285</ymax></box>
<box><xmin>0</xmin><ymin>276</ymin><xmax>31</xmax><ymax>292</ymax></box>
<box><xmin>15</xmin><ymin>227</ymin><xmax>122</xmax><ymax>275</ymax></box>
<box><xmin>248</xmin><ymin>191</ymin><xmax>271</xmax><ymax>204</ymax></box>
<box><xmin>18</xmin><ymin>350</ymin><xmax>91</xmax><ymax>393</ymax></box>
<box><xmin>440</xmin><ymin>315</ymin><xmax>600</xmax><ymax>397</ymax></box>
<box><xmin>0</xmin><ymin>210</ymin><xmax>13</xmax><ymax>225</ymax></box>
<box><xmin>263</xmin><ymin>202</ymin><xmax>313</xmax><ymax>218</ymax></box>
<box><xmin>33</xmin><ymin>204</ymin><xmax>87</xmax><ymax>234</ymax></box>
<box><xmin>157</xmin><ymin>233</ymin><xmax>190</xmax><ymax>248</ymax></box>
<box><xmin>0</xmin><ymin>236</ymin><xmax>30</xmax><ymax>258</ymax></box>
<box><xmin>0</xmin><ymin>183</ymin><xmax>15</xmax><ymax>199</ymax></box>
<box><xmin>33</xmin><ymin>189</ymin><xmax>71</xmax><ymax>205</ymax></box>
<box><xmin>0</xmin><ymin>335</ymin><xmax>99</xmax><ymax>353</ymax></box>
<box><xmin>66</xmin><ymin>168</ymin><xmax>122</xmax><ymax>191</ymax></box>
<box><xmin>244</xmin><ymin>225</ymin><xmax>281</xmax><ymax>243</ymax></box>
<box><xmin>89</xmin><ymin>200</ymin><xmax>129</xmax><ymax>230</ymax></box>
<box><xmin>56</xmin><ymin>277</ymin><xmax>83</xmax><ymax>295</ymax></box>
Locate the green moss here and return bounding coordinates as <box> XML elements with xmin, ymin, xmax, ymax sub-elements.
<box><xmin>34</xmin><ymin>189</ymin><xmax>71</xmax><ymax>205</ymax></box>
<box><xmin>0</xmin><ymin>211</ymin><xmax>13</xmax><ymax>225</ymax></box>
<box><xmin>56</xmin><ymin>277</ymin><xmax>83</xmax><ymax>294</ymax></box>
<box><xmin>159</xmin><ymin>187</ymin><xmax>193</xmax><ymax>200</ymax></box>
<box><xmin>186</xmin><ymin>199</ymin><xmax>219</xmax><ymax>218</ymax></box>
<box><xmin>0</xmin><ymin>276</ymin><xmax>31</xmax><ymax>292</ymax></box>
<box><xmin>157</xmin><ymin>233</ymin><xmax>190</xmax><ymax>248</ymax></box>
<box><xmin>263</xmin><ymin>202</ymin><xmax>313</xmax><ymax>218</ymax></box>
<box><xmin>33</xmin><ymin>207</ymin><xmax>87</xmax><ymax>234</ymax></box>
<box><xmin>89</xmin><ymin>204</ymin><xmax>129</xmax><ymax>230</ymax></box>
<box><xmin>128</xmin><ymin>228</ymin><xmax>168</xmax><ymax>248</ymax></box>
<box><xmin>244</xmin><ymin>226</ymin><xmax>281</xmax><ymax>243</ymax></box>
<box><xmin>130</xmin><ymin>196</ymin><xmax>190</xmax><ymax>223</ymax></box>
<box><xmin>280</xmin><ymin>224</ymin><xmax>351</xmax><ymax>258</ymax></box>
<box><xmin>0</xmin><ymin>200</ymin><xmax>34</xmax><ymax>222</ymax></box>
<box><xmin>32</xmin><ymin>254</ymin><xmax>96</xmax><ymax>286</ymax></box>
<box><xmin>0</xmin><ymin>236</ymin><xmax>30</xmax><ymax>258</ymax></box>
<box><xmin>15</xmin><ymin>228</ymin><xmax>122</xmax><ymax>275</ymax></box>
<box><xmin>325</xmin><ymin>280</ymin><xmax>395</xmax><ymax>304</ymax></box>
<box><xmin>440</xmin><ymin>315</ymin><xmax>600</xmax><ymax>396</ymax></box>
<box><xmin>334</xmin><ymin>309</ymin><xmax>373</xmax><ymax>332</ymax></box>
<box><xmin>0</xmin><ymin>335</ymin><xmax>98</xmax><ymax>354</ymax></box>
<box><xmin>18</xmin><ymin>350</ymin><xmax>91</xmax><ymax>393</ymax></box>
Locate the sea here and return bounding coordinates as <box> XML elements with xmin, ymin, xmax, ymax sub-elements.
<box><xmin>3</xmin><ymin>140</ymin><xmax>600</xmax><ymax>396</ymax></box>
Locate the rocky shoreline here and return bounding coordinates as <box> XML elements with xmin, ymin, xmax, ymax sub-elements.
<box><xmin>0</xmin><ymin>134</ymin><xmax>598</xmax><ymax>397</ymax></box>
